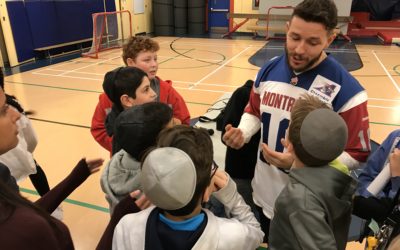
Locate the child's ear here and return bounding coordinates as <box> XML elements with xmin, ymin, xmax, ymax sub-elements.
<box><xmin>126</xmin><ymin>58</ymin><xmax>135</xmax><ymax>67</ymax></box>
<box><xmin>287</xmin><ymin>141</ymin><xmax>294</xmax><ymax>153</ymax></box>
<box><xmin>120</xmin><ymin>94</ymin><xmax>134</xmax><ymax>109</ymax></box>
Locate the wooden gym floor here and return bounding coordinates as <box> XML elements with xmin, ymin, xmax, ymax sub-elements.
<box><xmin>3</xmin><ymin>36</ymin><xmax>400</xmax><ymax>249</ymax></box>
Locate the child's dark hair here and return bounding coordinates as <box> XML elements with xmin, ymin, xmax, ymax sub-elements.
<box><xmin>114</xmin><ymin>102</ymin><xmax>173</xmax><ymax>160</ymax></box>
<box><xmin>0</xmin><ymin>67</ymin><xmax>30</xmax><ymax>114</ymax></box>
<box><xmin>102</xmin><ymin>67</ymin><xmax>148</xmax><ymax>112</ymax></box>
<box><xmin>154</xmin><ymin>125</ymin><xmax>213</xmax><ymax>216</ymax></box>
<box><xmin>292</xmin><ymin>0</ymin><xmax>338</xmax><ymax>32</ymax></box>
<box><xmin>289</xmin><ymin>94</ymin><xmax>337</xmax><ymax>167</ymax></box>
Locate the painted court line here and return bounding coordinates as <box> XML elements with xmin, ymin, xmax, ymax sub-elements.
<box><xmin>32</xmin><ymin>72</ymin><xmax>102</xmax><ymax>81</ymax></box>
<box><xmin>370</xmin><ymin>121</ymin><xmax>400</xmax><ymax>127</ymax></box>
<box><xmin>158</xmin><ymin>55</ymin><xmax>222</xmax><ymax>62</ymax></box>
<box><xmin>37</xmin><ymin>68</ymin><xmax>106</xmax><ymax>76</ymax></box>
<box><xmin>366</xmin><ymin>50</ymin><xmax>400</xmax><ymax>54</ymax></box>
<box><xmin>372</xmin><ymin>50</ymin><xmax>400</xmax><ymax>94</ymax></box>
<box><xmin>20</xmin><ymin>187</ymin><xmax>109</xmax><ymax>213</ymax></box>
<box><xmin>369</xmin><ymin>97</ymin><xmax>400</xmax><ymax>102</ymax></box>
<box><xmin>12</xmin><ymin>75</ymin><xmax>234</xmax><ymax>94</ymax></box>
<box><xmin>168</xmin><ymin>41</ymin><xmax>264</xmax><ymax>49</ymax></box>
<box><xmin>368</xmin><ymin>104</ymin><xmax>400</xmax><ymax>110</ymax></box>
<box><xmin>174</xmin><ymin>86</ymin><xmax>234</xmax><ymax>94</ymax></box>
<box><xmin>6</xmin><ymin>80</ymin><xmax>102</xmax><ymax>93</ymax></box>
<box><xmin>35</xmin><ymin>48</ymin><xmax>121</xmax><ymax>73</ymax></box>
<box><xmin>158</xmin><ymin>48</ymin><xmax>197</xmax><ymax>65</ymax></box>
<box><xmin>190</xmin><ymin>46</ymin><xmax>252</xmax><ymax>89</ymax></box>
<box><xmin>57</xmin><ymin>56</ymin><xmax>121</xmax><ymax>76</ymax></box>
<box><xmin>33</xmin><ymin>60</ymin><xmax>80</xmax><ymax>74</ymax></box>
<box><xmin>174</xmin><ymin>80</ymin><xmax>240</xmax><ymax>88</ymax></box>
<box><xmin>6</xmin><ymin>80</ymin><xmax>213</xmax><ymax>106</ymax></box>
<box><xmin>30</xmin><ymin>118</ymin><xmax>90</xmax><ymax>129</ymax></box>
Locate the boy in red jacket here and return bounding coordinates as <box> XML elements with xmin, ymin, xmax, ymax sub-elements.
<box><xmin>91</xmin><ymin>36</ymin><xmax>190</xmax><ymax>152</ymax></box>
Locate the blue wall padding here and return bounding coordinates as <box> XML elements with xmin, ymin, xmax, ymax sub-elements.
<box><xmin>55</xmin><ymin>0</ymin><xmax>88</xmax><ymax>42</ymax></box>
<box><xmin>6</xmin><ymin>0</ymin><xmax>117</xmax><ymax>64</ymax></box>
<box><xmin>6</xmin><ymin>1</ymin><xmax>35</xmax><ymax>62</ymax></box>
<box><xmin>25</xmin><ymin>0</ymin><xmax>60</xmax><ymax>48</ymax></box>
<box><xmin>105</xmin><ymin>0</ymin><xmax>116</xmax><ymax>12</ymax></box>
<box><xmin>82</xmin><ymin>0</ymin><xmax>106</xmax><ymax>37</ymax></box>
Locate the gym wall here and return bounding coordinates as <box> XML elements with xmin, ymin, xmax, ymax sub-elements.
<box><xmin>2</xmin><ymin>0</ymin><xmax>116</xmax><ymax>66</ymax></box>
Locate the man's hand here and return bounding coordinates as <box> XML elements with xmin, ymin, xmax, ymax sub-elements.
<box><xmin>222</xmin><ymin>124</ymin><xmax>245</xmax><ymax>149</ymax></box>
<box><xmin>390</xmin><ymin>148</ymin><xmax>400</xmax><ymax>177</ymax></box>
<box><xmin>261</xmin><ymin>141</ymin><xmax>293</xmax><ymax>169</ymax></box>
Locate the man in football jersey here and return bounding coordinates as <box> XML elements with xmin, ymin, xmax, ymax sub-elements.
<box><xmin>223</xmin><ymin>0</ymin><xmax>370</xmax><ymax>242</ymax></box>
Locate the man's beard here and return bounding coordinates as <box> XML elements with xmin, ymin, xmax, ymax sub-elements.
<box><xmin>285</xmin><ymin>46</ymin><xmax>322</xmax><ymax>72</ymax></box>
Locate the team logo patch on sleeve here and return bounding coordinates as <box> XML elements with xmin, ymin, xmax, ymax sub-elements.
<box><xmin>309</xmin><ymin>75</ymin><xmax>341</xmax><ymax>103</ymax></box>
<box><xmin>315</xmin><ymin>84</ymin><xmax>336</xmax><ymax>97</ymax></box>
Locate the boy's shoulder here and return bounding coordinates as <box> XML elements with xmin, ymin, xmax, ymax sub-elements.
<box><xmin>255</xmin><ymin>55</ymin><xmax>285</xmax><ymax>88</ymax></box>
<box><xmin>276</xmin><ymin>180</ymin><xmax>327</xmax><ymax>219</ymax></box>
<box><xmin>156</xmin><ymin>77</ymin><xmax>184</xmax><ymax>99</ymax></box>
<box><xmin>118</xmin><ymin>206</ymin><xmax>156</xmax><ymax>227</ymax></box>
<box><xmin>99</xmin><ymin>92</ymin><xmax>112</xmax><ymax>104</ymax></box>
<box><xmin>279</xmin><ymin>180</ymin><xmax>309</xmax><ymax>205</ymax></box>
<box><xmin>156</xmin><ymin>76</ymin><xmax>173</xmax><ymax>87</ymax></box>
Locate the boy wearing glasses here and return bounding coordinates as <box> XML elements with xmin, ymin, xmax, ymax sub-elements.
<box><xmin>113</xmin><ymin>125</ymin><xmax>264</xmax><ymax>250</ymax></box>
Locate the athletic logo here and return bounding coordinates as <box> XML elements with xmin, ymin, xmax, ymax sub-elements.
<box><xmin>314</xmin><ymin>83</ymin><xmax>337</xmax><ymax>97</ymax></box>
<box><xmin>309</xmin><ymin>75</ymin><xmax>341</xmax><ymax>103</ymax></box>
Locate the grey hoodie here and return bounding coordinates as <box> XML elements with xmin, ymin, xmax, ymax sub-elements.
<box><xmin>100</xmin><ymin>149</ymin><xmax>142</xmax><ymax>214</ymax></box>
<box><xmin>269</xmin><ymin>165</ymin><xmax>357</xmax><ymax>250</ymax></box>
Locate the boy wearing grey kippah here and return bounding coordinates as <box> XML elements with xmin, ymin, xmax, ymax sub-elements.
<box><xmin>113</xmin><ymin>126</ymin><xmax>264</xmax><ymax>250</ymax></box>
<box><xmin>269</xmin><ymin>94</ymin><xmax>357</xmax><ymax>250</ymax></box>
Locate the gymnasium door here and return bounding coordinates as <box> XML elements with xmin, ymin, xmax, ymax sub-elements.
<box><xmin>208</xmin><ymin>0</ymin><xmax>230</xmax><ymax>33</ymax></box>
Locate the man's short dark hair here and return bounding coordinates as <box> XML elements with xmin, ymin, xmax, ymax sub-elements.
<box><xmin>292</xmin><ymin>0</ymin><xmax>338</xmax><ymax>32</ymax></box>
